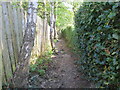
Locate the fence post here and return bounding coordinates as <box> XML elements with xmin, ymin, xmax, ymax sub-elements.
<box><xmin>0</xmin><ymin>2</ymin><xmax>2</xmax><ymax>89</ymax></box>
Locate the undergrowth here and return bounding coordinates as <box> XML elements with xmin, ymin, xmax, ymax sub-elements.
<box><xmin>29</xmin><ymin>50</ymin><xmax>53</xmax><ymax>76</ymax></box>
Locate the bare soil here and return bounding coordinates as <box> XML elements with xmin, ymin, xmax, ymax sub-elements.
<box><xmin>28</xmin><ymin>39</ymin><xmax>94</xmax><ymax>88</ymax></box>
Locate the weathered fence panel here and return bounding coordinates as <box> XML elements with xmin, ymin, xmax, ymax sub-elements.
<box><xmin>1</xmin><ymin>2</ymin><xmax>51</xmax><ymax>87</ymax></box>
<box><xmin>2</xmin><ymin>3</ymin><xmax>13</xmax><ymax>82</ymax></box>
<box><xmin>0</xmin><ymin>3</ymin><xmax>2</xmax><ymax>90</ymax></box>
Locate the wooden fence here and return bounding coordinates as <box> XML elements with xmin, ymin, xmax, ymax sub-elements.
<box><xmin>0</xmin><ymin>3</ymin><xmax>2</xmax><ymax>90</ymax></box>
<box><xmin>1</xmin><ymin>2</ymin><xmax>51</xmax><ymax>87</ymax></box>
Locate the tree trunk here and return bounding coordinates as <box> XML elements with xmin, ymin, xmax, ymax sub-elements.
<box><xmin>53</xmin><ymin>2</ymin><xmax>57</xmax><ymax>39</ymax></box>
<box><xmin>50</xmin><ymin>2</ymin><xmax>55</xmax><ymax>52</ymax></box>
<box><xmin>42</xmin><ymin>0</ymin><xmax>46</xmax><ymax>53</ymax></box>
<box><xmin>12</xmin><ymin>1</ymin><xmax>38</xmax><ymax>87</ymax></box>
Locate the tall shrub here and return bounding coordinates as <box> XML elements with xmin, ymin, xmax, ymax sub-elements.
<box><xmin>75</xmin><ymin>2</ymin><xmax>120</xmax><ymax>87</ymax></box>
<box><xmin>61</xmin><ymin>26</ymin><xmax>79</xmax><ymax>51</ymax></box>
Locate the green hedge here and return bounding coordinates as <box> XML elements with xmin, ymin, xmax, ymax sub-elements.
<box><xmin>61</xmin><ymin>26</ymin><xmax>78</xmax><ymax>50</ymax></box>
<box><xmin>75</xmin><ymin>2</ymin><xmax>120</xmax><ymax>87</ymax></box>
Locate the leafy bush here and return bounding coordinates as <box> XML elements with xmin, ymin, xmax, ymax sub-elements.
<box><xmin>75</xmin><ymin>2</ymin><xmax>120</xmax><ymax>87</ymax></box>
<box><xmin>61</xmin><ymin>26</ymin><xmax>79</xmax><ymax>50</ymax></box>
<box><xmin>38</xmin><ymin>69</ymin><xmax>45</xmax><ymax>76</ymax></box>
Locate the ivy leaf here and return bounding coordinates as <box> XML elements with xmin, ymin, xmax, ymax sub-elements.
<box><xmin>111</xmin><ymin>52</ymin><xmax>116</xmax><ymax>55</ymax></box>
<box><xmin>113</xmin><ymin>59</ymin><xmax>117</xmax><ymax>65</ymax></box>
<box><xmin>112</xmin><ymin>33</ymin><xmax>119</xmax><ymax>39</ymax></box>
<box><xmin>112</xmin><ymin>3</ymin><xmax>119</xmax><ymax>10</ymax></box>
<box><xmin>104</xmin><ymin>25</ymin><xmax>111</xmax><ymax>29</ymax></box>
<box><xmin>97</xmin><ymin>26</ymin><xmax>102</xmax><ymax>30</ymax></box>
<box><xmin>108</xmin><ymin>12</ymin><xmax>116</xmax><ymax>18</ymax></box>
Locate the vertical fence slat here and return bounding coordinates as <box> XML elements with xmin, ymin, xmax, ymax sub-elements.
<box><xmin>3</xmin><ymin>3</ymin><xmax>14</xmax><ymax>75</ymax></box>
<box><xmin>2</xmin><ymin>56</ymin><xmax>7</xmax><ymax>84</ymax></box>
<box><xmin>1</xmin><ymin>5</ymin><xmax>7</xmax><ymax>84</ymax></box>
<box><xmin>2</xmin><ymin>3</ymin><xmax>13</xmax><ymax>81</ymax></box>
<box><xmin>41</xmin><ymin>19</ymin><xmax>43</xmax><ymax>54</ymax></box>
<box><xmin>12</xmin><ymin>6</ymin><xmax>20</xmax><ymax>53</ymax></box>
<box><xmin>38</xmin><ymin>17</ymin><xmax>42</xmax><ymax>55</ymax></box>
<box><xmin>21</xmin><ymin>9</ymin><xmax>25</xmax><ymax>38</ymax></box>
<box><xmin>17</xmin><ymin>8</ymin><xmax>23</xmax><ymax>47</ymax></box>
<box><xmin>7</xmin><ymin>3</ymin><xmax>16</xmax><ymax>72</ymax></box>
<box><xmin>37</xmin><ymin>17</ymin><xmax>41</xmax><ymax>56</ymax></box>
<box><xmin>0</xmin><ymin>3</ymin><xmax>2</xmax><ymax>89</ymax></box>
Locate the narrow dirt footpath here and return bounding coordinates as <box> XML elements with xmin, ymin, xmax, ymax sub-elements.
<box><xmin>29</xmin><ymin>39</ymin><xmax>94</xmax><ymax>88</ymax></box>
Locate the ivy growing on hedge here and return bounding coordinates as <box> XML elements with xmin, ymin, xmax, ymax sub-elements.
<box><xmin>75</xmin><ymin>2</ymin><xmax>120</xmax><ymax>87</ymax></box>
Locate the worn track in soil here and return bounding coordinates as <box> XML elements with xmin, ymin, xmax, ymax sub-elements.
<box><xmin>29</xmin><ymin>39</ymin><xmax>94</xmax><ymax>88</ymax></box>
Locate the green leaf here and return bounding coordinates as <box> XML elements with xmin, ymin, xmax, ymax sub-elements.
<box><xmin>113</xmin><ymin>58</ymin><xmax>117</xmax><ymax>65</ymax></box>
<box><xmin>104</xmin><ymin>25</ymin><xmax>111</xmax><ymax>29</ymax></box>
<box><xmin>97</xmin><ymin>26</ymin><xmax>102</xmax><ymax>30</ymax></box>
<box><xmin>112</xmin><ymin>3</ymin><xmax>119</xmax><ymax>10</ymax></box>
<box><xmin>111</xmin><ymin>52</ymin><xmax>116</xmax><ymax>55</ymax></box>
<box><xmin>112</xmin><ymin>33</ymin><xmax>119</xmax><ymax>39</ymax></box>
<box><xmin>38</xmin><ymin>69</ymin><xmax>45</xmax><ymax>76</ymax></box>
<box><xmin>108</xmin><ymin>12</ymin><xmax>116</xmax><ymax>18</ymax></box>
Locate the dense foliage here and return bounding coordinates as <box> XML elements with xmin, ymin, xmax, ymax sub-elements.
<box><xmin>75</xmin><ymin>2</ymin><xmax>120</xmax><ymax>87</ymax></box>
<box><xmin>61</xmin><ymin>26</ymin><xmax>79</xmax><ymax>51</ymax></box>
<box><xmin>56</xmin><ymin>2</ymin><xmax>74</xmax><ymax>30</ymax></box>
